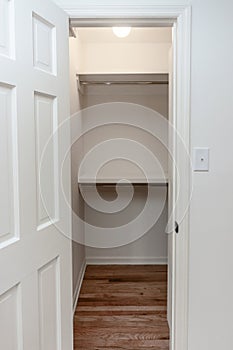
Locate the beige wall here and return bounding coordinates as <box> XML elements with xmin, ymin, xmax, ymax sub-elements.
<box><xmin>80</xmin><ymin>81</ymin><xmax>169</xmax><ymax>262</ymax></box>
<box><xmin>85</xmin><ymin>187</ymin><xmax>168</xmax><ymax>263</ymax></box>
<box><xmin>78</xmin><ymin>43</ymin><xmax>171</xmax><ymax>74</ymax></box>
<box><xmin>75</xmin><ymin>27</ymin><xmax>171</xmax><ymax>74</ymax></box>
<box><xmin>80</xmin><ymin>82</ymin><xmax>169</xmax><ymax>180</ymax></box>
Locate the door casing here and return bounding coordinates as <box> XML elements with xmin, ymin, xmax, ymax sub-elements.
<box><xmin>65</xmin><ymin>5</ymin><xmax>191</xmax><ymax>350</ymax></box>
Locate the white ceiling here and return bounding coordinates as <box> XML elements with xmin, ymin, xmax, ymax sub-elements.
<box><xmin>75</xmin><ymin>27</ymin><xmax>172</xmax><ymax>44</ymax></box>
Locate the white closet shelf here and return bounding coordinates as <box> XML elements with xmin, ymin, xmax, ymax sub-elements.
<box><xmin>77</xmin><ymin>73</ymin><xmax>169</xmax><ymax>86</ymax></box>
<box><xmin>78</xmin><ymin>174</ymin><xmax>168</xmax><ymax>186</ymax></box>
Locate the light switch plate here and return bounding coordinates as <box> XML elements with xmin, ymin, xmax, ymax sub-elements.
<box><xmin>193</xmin><ymin>148</ymin><xmax>209</xmax><ymax>171</ymax></box>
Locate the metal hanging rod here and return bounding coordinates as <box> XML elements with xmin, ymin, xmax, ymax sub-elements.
<box><xmin>79</xmin><ymin>80</ymin><xmax>168</xmax><ymax>86</ymax></box>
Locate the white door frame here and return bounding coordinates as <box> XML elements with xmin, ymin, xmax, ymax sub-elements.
<box><xmin>62</xmin><ymin>4</ymin><xmax>191</xmax><ymax>350</ymax></box>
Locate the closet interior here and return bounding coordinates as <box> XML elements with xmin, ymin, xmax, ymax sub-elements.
<box><xmin>69</xmin><ymin>27</ymin><xmax>173</xmax><ymax>339</ymax></box>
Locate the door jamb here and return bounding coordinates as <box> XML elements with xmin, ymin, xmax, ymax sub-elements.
<box><xmin>65</xmin><ymin>5</ymin><xmax>191</xmax><ymax>350</ymax></box>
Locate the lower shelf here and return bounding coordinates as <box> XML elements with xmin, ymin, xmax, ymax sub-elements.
<box><xmin>78</xmin><ymin>175</ymin><xmax>169</xmax><ymax>186</ymax></box>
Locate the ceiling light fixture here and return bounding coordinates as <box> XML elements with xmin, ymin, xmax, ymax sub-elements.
<box><xmin>112</xmin><ymin>27</ymin><xmax>131</xmax><ymax>38</ymax></box>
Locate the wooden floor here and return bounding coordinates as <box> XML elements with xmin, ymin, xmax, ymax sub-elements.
<box><xmin>74</xmin><ymin>265</ymin><xmax>169</xmax><ymax>350</ymax></box>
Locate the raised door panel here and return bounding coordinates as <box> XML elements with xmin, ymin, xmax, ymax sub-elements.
<box><xmin>33</xmin><ymin>13</ymin><xmax>56</xmax><ymax>75</ymax></box>
<box><xmin>0</xmin><ymin>285</ymin><xmax>22</xmax><ymax>350</ymax></box>
<box><xmin>0</xmin><ymin>84</ymin><xmax>19</xmax><ymax>245</ymax></box>
<box><xmin>34</xmin><ymin>92</ymin><xmax>59</xmax><ymax>230</ymax></box>
<box><xmin>38</xmin><ymin>258</ymin><xmax>61</xmax><ymax>350</ymax></box>
<box><xmin>0</xmin><ymin>0</ymin><xmax>14</xmax><ymax>58</ymax></box>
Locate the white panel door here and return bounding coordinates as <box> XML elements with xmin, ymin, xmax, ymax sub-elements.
<box><xmin>0</xmin><ymin>1</ymin><xmax>73</xmax><ymax>349</ymax></box>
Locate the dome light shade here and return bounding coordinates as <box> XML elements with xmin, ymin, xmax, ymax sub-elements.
<box><xmin>112</xmin><ymin>27</ymin><xmax>131</xmax><ymax>38</ymax></box>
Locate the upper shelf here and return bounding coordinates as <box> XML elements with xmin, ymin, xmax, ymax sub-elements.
<box><xmin>77</xmin><ymin>73</ymin><xmax>169</xmax><ymax>87</ymax></box>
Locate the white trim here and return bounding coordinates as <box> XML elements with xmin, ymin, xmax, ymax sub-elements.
<box><xmin>63</xmin><ymin>4</ymin><xmax>191</xmax><ymax>350</ymax></box>
<box><xmin>86</xmin><ymin>256</ymin><xmax>168</xmax><ymax>265</ymax></box>
<box><xmin>173</xmin><ymin>7</ymin><xmax>191</xmax><ymax>350</ymax></box>
<box><xmin>61</xmin><ymin>4</ymin><xmax>189</xmax><ymax>19</ymax></box>
<box><xmin>73</xmin><ymin>259</ymin><xmax>86</xmax><ymax>316</ymax></box>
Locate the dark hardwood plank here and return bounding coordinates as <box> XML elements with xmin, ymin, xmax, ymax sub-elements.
<box><xmin>74</xmin><ymin>265</ymin><xmax>169</xmax><ymax>350</ymax></box>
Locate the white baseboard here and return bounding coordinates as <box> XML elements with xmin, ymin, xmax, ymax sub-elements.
<box><xmin>73</xmin><ymin>259</ymin><xmax>86</xmax><ymax>316</ymax></box>
<box><xmin>85</xmin><ymin>256</ymin><xmax>168</xmax><ymax>265</ymax></box>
